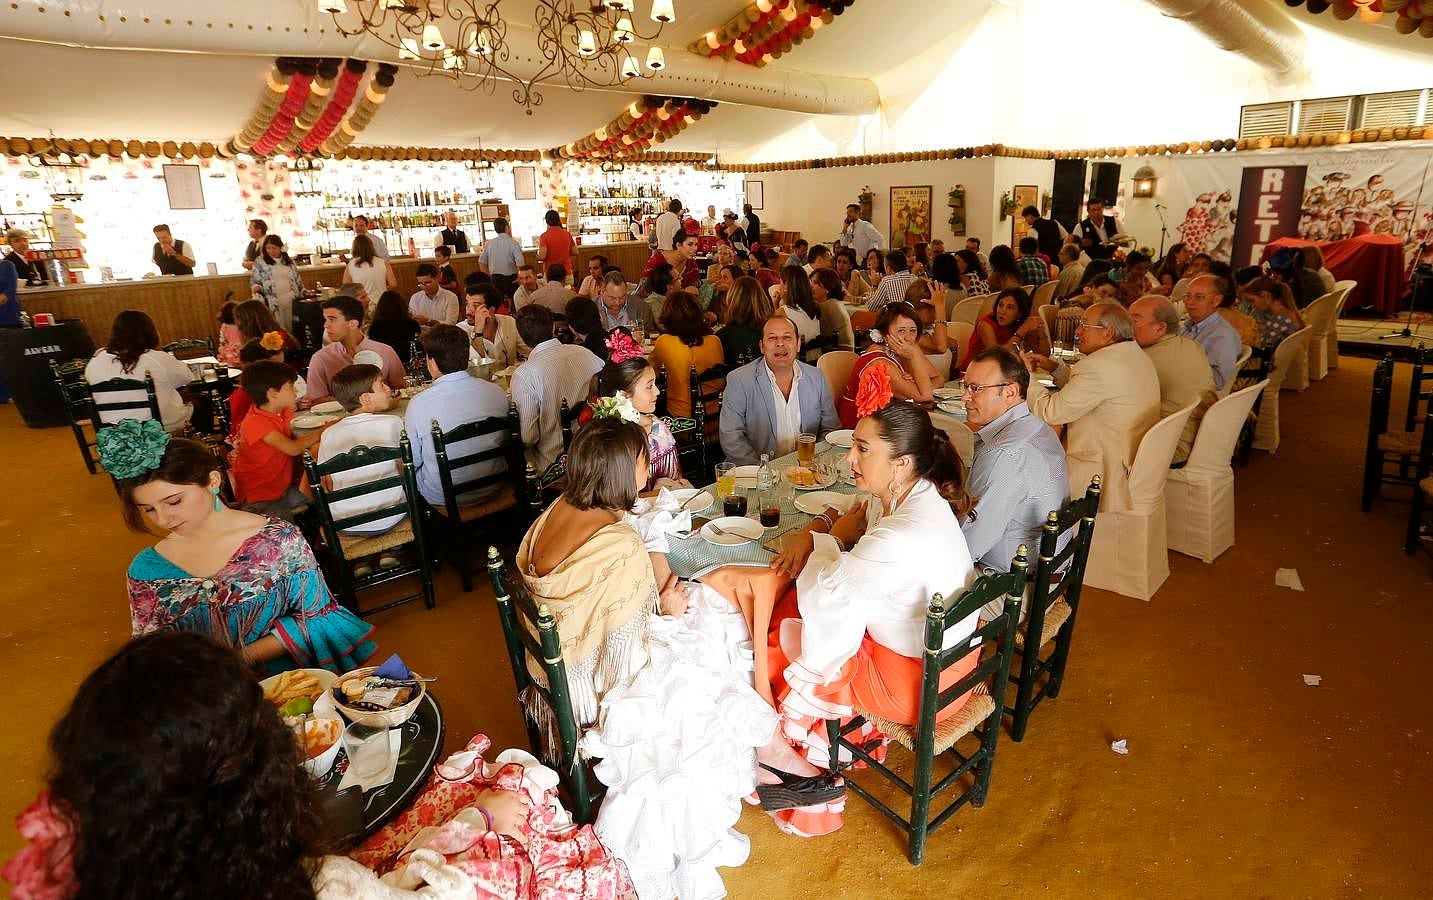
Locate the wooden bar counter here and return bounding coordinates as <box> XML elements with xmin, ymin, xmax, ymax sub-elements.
<box><xmin>25</xmin><ymin>240</ymin><xmax>655</xmax><ymax>349</ymax></box>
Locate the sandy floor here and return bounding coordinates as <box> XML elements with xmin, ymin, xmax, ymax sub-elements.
<box><xmin>2</xmin><ymin>354</ymin><xmax>1430</xmax><ymax>897</ymax></box>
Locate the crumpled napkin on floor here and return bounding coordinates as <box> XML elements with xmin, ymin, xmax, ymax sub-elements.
<box><xmin>1274</xmin><ymin>568</ymin><xmax>1304</xmax><ymax>591</ymax></box>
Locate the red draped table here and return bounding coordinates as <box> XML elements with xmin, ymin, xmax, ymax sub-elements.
<box><xmin>1263</xmin><ymin>234</ymin><xmax>1406</xmax><ymax>316</ymax></box>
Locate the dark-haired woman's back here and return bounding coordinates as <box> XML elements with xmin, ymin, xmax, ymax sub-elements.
<box><xmin>367</xmin><ymin>317</ymin><xmax>421</xmax><ymax>365</ymax></box>
<box><xmin>84</xmin><ymin>346</ymin><xmax>194</xmax><ymax>432</ymax></box>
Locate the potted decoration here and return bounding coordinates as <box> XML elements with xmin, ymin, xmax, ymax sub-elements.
<box><xmin>1041</xmin><ymin>191</ymin><xmax>1052</xmax><ymax>216</ymax></box>
<box><xmin>947</xmin><ymin>185</ymin><xmax>966</xmax><ymax>236</ymax></box>
<box><xmin>999</xmin><ymin>191</ymin><xmax>1017</xmax><ymax>221</ymax></box>
<box><xmin>857</xmin><ymin>186</ymin><xmax>874</xmax><ymax>222</ymax></box>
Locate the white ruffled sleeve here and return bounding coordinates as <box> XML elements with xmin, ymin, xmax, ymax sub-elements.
<box><xmin>626</xmin><ymin>488</ymin><xmax>693</xmax><ymax>555</ymax></box>
<box><xmin>791</xmin><ymin>523</ymin><xmax>903</xmax><ymax>682</ymax></box>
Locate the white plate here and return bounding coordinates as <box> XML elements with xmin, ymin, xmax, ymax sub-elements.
<box><xmin>668</xmin><ymin>488</ymin><xmax>714</xmax><ymax>514</ymax></box>
<box><xmin>933</xmin><ymin>386</ymin><xmax>963</xmax><ymax>401</ymax></box>
<box><xmin>784</xmin><ymin>466</ymin><xmax>839</xmax><ymax>490</ymax></box>
<box><xmin>292</xmin><ymin>414</ymin><xmax>336</xmax><ymax>429</ymax></box>
<box><xmin>794</xmin><ymin>490</ymin><xmax>857</xmax><ymax>515</ymax></box>
<box><xmin>700</xmin><ymin>516</ymin><xmax>765</xmax><ymax>545</ymax></box>
<box><xmin>937</xmin><ymin>401</ymin><xmax>968</xmax><ymax>418</ymax></box>
<box><xmin>727</xmin><ymin>465</ymin><xmax>760</xmax><ymax>488</ymax></box>
<box><xmin>260</xmin><ymin>667</ymin><xmax>339</xmax><ymax>702</ymax></box>
<box><xmin>310</xmin><ymin>400</ymin><xmax>345</xmax><ymax>415</ymax></box>
<box><xmin>825</xmin><ymin>429</ymin><xmax>855</xmax><ymax>448</ymax></box>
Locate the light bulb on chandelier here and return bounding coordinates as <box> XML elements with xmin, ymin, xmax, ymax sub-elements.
<box><xmin>621</xmin><ymin>55</ymin><xmax>640</xmax><ymax>78</ymax></box>
<box><xmin>578</xmin><ymin>29</ymin><xmax>598</xmax><ymax>56</ymax></box>
<box><xmin>650</xmin><ymin>0</ymin><xmax>675</xmax><ymax>23</ymax></box>
<box><xmin>646</xmin><ymin>46</ymin><xmax>665</xmax><ymax>70</ymax></box>
<box><xmin>421</xmin><ymin>23</ymin><xmax>446</xmax><ymax>51</ymax></box>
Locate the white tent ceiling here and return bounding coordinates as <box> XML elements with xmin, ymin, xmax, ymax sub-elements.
<box><xmin>0</xmin><ymin>0</ymin><xmax>1427</xmax><ymax>159</ymax></box>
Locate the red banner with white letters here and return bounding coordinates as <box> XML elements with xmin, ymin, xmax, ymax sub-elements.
<box><xmin>1229</xmin><ymin>165</ymin><xmax>1307</xmax><ymax>270</ymax></box>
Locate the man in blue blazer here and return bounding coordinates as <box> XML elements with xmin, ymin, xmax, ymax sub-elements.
<box><xmin>720</xmin><ymin>315</ymin><xmax>841</xmax><ymax>466</ymax></box>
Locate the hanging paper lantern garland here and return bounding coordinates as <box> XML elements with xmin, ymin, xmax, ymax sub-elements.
<box><xmin>551</xmin><ymin>96</ymin><xmax>718</xmax><ymax>161</ymax></box>
<box><xmin>689</xmin><ymin>0</ymin><xmax>855</xmax><ymax>65</ymax></box>
<box><xmin>299</xmin><ymin>59</ymin><xmax>366</xmax><ymax>154</ymax></box>
<box><xmin>226</xmin><ymin>60</ymin><xmax>294</xmax><ymax>156</ymax></box>
<box><xmin>1283</xmin><ymin>0</ymin><xmax>1433</xmax><ymax>34</ymax></box>
<box><xmin>277</xmin><ymin>58</ymin><xmax>342</xmax><ymax>155</ymax></box>
<box><xmin>250</xmin><ymin>60</ymin><xmax>317</xmax><ymax>157</ymax></box>
<box><xmin>320</xmin><ymin>64</ymin><xmax>397</xmax><ymax>157</ymax></box>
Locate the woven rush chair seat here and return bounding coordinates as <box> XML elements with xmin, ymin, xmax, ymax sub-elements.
<box><xmin>1378</xmin><ymin>430</ymin><xmax>1422</xmax><ymax>455</ymax></box>
<box><xmin>430</xmin><ymin>483</ymin><xmax>517</xmax><ymax>522</ymax></box>
<box><xmin>338</xmin><ymin>518</ymin><xmax>416</xmax><ymax>558</ymax></box>
<box><xmin>859</xmin><ymin>689</ymin><xmax>994</xmax><ymax>756</ymax></box>
<box><xmin>1015</xmin><ymin>599</ymin><xmax>1070</xmax><ymax>651</ymax></box>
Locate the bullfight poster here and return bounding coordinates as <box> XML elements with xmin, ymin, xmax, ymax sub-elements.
<box><xmin>889</xmin><ymin>185</ymin><xmax>932</xmax><ymax>250</ymax></box>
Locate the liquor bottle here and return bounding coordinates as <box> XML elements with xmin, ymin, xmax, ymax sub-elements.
<box><xmin>757</xmin><ymin>453</ymin><xmax>775</xmax><ymax>493</ymax></box>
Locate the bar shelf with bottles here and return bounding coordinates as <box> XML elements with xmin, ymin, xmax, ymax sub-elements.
<box><xmin>310</xmin><ymin>183</ymin><xmax>479</xmax><ymax>256</ymax></box>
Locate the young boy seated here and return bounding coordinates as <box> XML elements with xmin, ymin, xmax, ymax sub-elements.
<box><xmin>230</xmin><ymin>337</ymin><xmax>307</xmax><ymax>439</ymax></box>
<box><xmin>307</xmin><ymin>363</ymin><xmax>406</xmax><ymax>538</ymax></box>
<box><xmin>231</xmin><ymin>360</ymin><xmax>324</xmax><ymax>520</ymax></box>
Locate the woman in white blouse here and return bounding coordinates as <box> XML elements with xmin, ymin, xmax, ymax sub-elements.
<box><xmin>344</xmin><ymin>234</ymin><xmax>395</xmax><ymax>314</ymax></box>
<box><xmin>764</xmin><ymin>400</ymin><xmax>976</xmax><ymax>835</ymax></box>
<box><xmin>83</xmin><ymin>309</ymin><xmax>194</xmax><ymax>432</ymax></box>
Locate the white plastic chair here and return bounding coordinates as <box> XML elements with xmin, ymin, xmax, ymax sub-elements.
<box><xmin>1327</xmin><ymin>280</ymin><xmax>1356</xmax><ymax>371</ymax></box>
<box><xmin>947</xmin><ymin>322</ymin><xmax>975</xmax><ymax>373</ymax></box>
<box><xmin>1032</xmin><ymin>281</ymin><xmax>1058</xmax><ymax>309</ymax></box>
<box><xmin>1252</xmin><ymin>326</ymin><xmax>1312</xmax><ymax>453</ymax></box>
<box><xmin>1037</xmin><ymin>304</ymin><xmax>1057</xmax><ymax>347</ymax></box>
<box><xmin>1217</xmin><ymin>345</ymin><xmax>1253</xmax><ymax>400</ymax></box>
<box><xmin>1300</xmin><ymin>291</ymin><xmax>1340</xmax><ymax>382</ymax></box>
<box><xmin>1084</xmin><ymin>401</ymin><xmax>1198</xmax><ymax>601</ymax></box>
<box><xmin>950</xmin><ymin>295</ymin><xmax>987</xmax><ymax>325</ymax></box>
<box><xmin>1165</xmin><ymin>380</ymin><xmax>1268</xmax><ymax>563</ymax></box>
<box><xmin>817</xmin><ymin>350</ymin><xmax>857</xmax><ymax>405</ymax></box>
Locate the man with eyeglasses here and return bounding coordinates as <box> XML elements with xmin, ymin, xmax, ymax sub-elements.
<box><xmin>1021</xmin><ymin>302</ymin><xmax>1160</xmax><ymax>512</ymax></box>
<box><xmin>961</xmin><ymin>346</ymin><xmax>1070</xmax><ymax>598</ymax></box>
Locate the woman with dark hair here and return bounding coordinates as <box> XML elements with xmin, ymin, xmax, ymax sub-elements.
<box><xmin>516</xmin><ymin>418</ymin><xmax>835</xmax><ymax>897</ymax></box>
<box><xmin>100</xmin><ymin>424</ymin><xmax>376</xmax><ymax>675</ymax></box>
<box><xmin>649</xmin><ymin>291</ymin><xmax>723</xmax><ymax>419</ymax></box>
<box><xmin>1153</xmin><ymin>241</ymin><xmax>1188</xmax><ymax>294</ymax></box>
<box><xmin>985</xmin><ymin>244</ymin><xmax>1022</xmax><ymax>292</ymax></box>
<box><xmin>366</xmin><ymin>289</ymin><xmax>422</xmax><ymax>365</ymax></box>
<box><xmin>778</xmin><ymin>265</ymin><xmax>821</xmax><ymax>343</ymax></box>
<box><xmin>960</xmin><ymin>286</ymin><xmax>1047</xmax><ymax>371</ymax></box>
<box><xmin>1</xmin><ymin>631</ymin><xmax>631</xmax><ymax>899</ymax></box>
<box><xmin>954</xmin><ymin>248</ymin><xmax>989</xmax><ymax>295</ymax></box>
<box><xmin>217</xmin><ymin>300</ymin><xmax>243</xmax><ymax>366</ymax></box>
<box><xmin>929</xmin><ymin>251</ymin><xmax>965</xmax><ymax>315</ymax></box>
<box><xmin>763</xmin><ymin>390</ymin><xmax>976</xmax><ymax>837</ymax></box>
<box><xmin>593</xmin><ymin>330</ymin><xmax>689</xmax><ymax>489</ymax></box>
<box><xmin>538</xmin><ymin>209</ymin><xmax>576</xmax><ymax>276</ymax></box>
<box><xmin>908</xmin><ymin>241</ymin><xmax>930</xmax><ymax>277</ymax></box>
<box><xmin>1240</xmin><ymin>276</ymin><xmax>1304</xmax><ymax>350</ymax></box>
<box><xmin>83</xmin><ymin>309</ymin><xmax>195</xmax><ymax>431</ymax></box>
<box><xmin>718</xmin><ymin>275</ymin><xmax>775</xmax><ymax>365</ymax></box>
<box><xmin>249</xmin><ymin>234</ymin><xmax>305</xmax><ymax>330</ymax></box>
<box><xmin>344</xmin><ymin>233</ymin><xmax>395</xmax><ymax>304</ymax></box>
<box><xmin>233</xmin><ymin>298</ymin><xmax>301</xmax><ymax>357</ymax></box>
<box><xmin>811</xmin><ymin>267</ymin><xmax>855</xmax><ymax>351</ymax></box>
<box><xmin>754</xmin><ymin>247</ymin><xmax>783</xmax><ymax>292</ymax></box>
<box><xmin>628</xmin><ymin>206</ymin><xmax>646</xmax><ymax>241</ymax></box>
<box><xmin>836</xmin><ymin>302</ymin><xmax>940</xmax><ymax>427</ymax></box>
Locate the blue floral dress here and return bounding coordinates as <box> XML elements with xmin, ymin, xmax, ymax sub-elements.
<box><xmin>126</xmin><ymin>519</ymin><xmax>376</xmax><ymax>676</ymax></box>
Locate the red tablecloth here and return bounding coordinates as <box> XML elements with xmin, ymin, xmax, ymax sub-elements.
<box><xmin>1263</xmin><ymin>234</ymin><xmax>1405</xmax><ymax>316</ymax></box>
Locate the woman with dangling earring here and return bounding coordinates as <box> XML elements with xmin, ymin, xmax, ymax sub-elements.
<box><xmin>760</xmin><ymin>364</ymin><xmax>979</xmax><ymax>838</ymax></box>
<box><xmin>101</xmin><ymin>420</ymin><xmax>377</xmax><ymax>675</ymax></box>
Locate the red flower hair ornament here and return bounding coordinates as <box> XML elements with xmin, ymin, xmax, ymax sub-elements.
<box><xmin>855</xmin><ymin>360</ymin><xmax>894</xmax><ymax>419</ymax></box>
<box><xmin>605</xmin><ymin>330</ymin><xmax>645</xmax><ymax>364</ymax></box>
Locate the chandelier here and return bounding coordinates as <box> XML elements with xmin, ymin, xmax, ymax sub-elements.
<box><xmin>286</xmin><ymin>156</ymin><xmax>325</xmax><ymax>197</ymax></box>
<box><xmin>320</xmin><ymin>0</ymin><xmax>675</xmax><ymax>115</ymax></box>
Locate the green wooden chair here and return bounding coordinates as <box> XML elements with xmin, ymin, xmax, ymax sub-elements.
<box><xmin>302</xmin><ymin>434</ymin><xmax>435</xmax><ymax>617</ymax></box>
<box><xmin>685</xmin><ymin>361</ymin><xmax>728</xmax><ymax>483</ymax></box>
<box><xmin>1403</xmin><ymin>386</ymin><xmax>1433</xmax><ymax>556</ymax></box>
<box><xmin>49</xmin><ymin>359</ymin><xmax>99</xmax><ymax>474</ymax></box>
<box><xmin>85</xmin><ymin>372</ymin><xmax>161</xmax><ymax>430</ymax></box>
<box><xmin>1006</xmin><ymin>476</ymin><xmax>1101</xmax><ymax>743</ymax></box>
<box><xmin>428</xmin><ymin>402</ymin><xmax>540</xmax><ymax>592</ymax></box>
<box><xmin>1362</xmin><ymin>354</ymin><xmax>1423</xmax><ymax>511</ymax></box>
<box><xmin>486</xmin><ymin>546</ymin><xmax>605</xmax><ymax>824</ymax></box>
<box><xmin>825</xmin><ymin>548</ymin><xmax>1029</xmax><ymax>865</ymax></box>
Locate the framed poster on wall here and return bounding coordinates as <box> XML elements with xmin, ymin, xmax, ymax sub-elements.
<box><xmin>162</xmin><ymin>164</ymin><xmax>205</xmax><ymax>210</ymax></box>
<box><xmin>745</xmin><ymin>180</ymin><xmax>764</xmax><ymax>210</ymax></box>
<box><xmin>890</xmin><ymin>185</ymin><xmax>931</xmax><ymax>249</ymax></box>
<box><xmin>513</xmin><ymin>166</ymin><xmax>537</xmax><ymax>200</ymax></box>
<box><xmin>1010</xmin><ymin>184</ymin><xmax>1039</xmax><ymax>244</ymax></box>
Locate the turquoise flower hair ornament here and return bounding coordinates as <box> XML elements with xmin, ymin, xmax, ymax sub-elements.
<box><xmin>96</xmin><ymin>419</ymin><xmax>171</xmax><ymax>480</ymax></box>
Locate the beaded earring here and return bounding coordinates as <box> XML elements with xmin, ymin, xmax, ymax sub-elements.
<box><xmin>211</xmin><ymin>486</ymin><xmax>223</xmax><ymax>512</ymax></box>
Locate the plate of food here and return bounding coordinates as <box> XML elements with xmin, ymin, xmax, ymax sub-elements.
<box><xmin>397</xmin><ymin>385</ymin><xmax>428</xmax><ymax>399</ymax></box>
<box><xmin>261</xmin><ymin>669</ymin><xmax>343</xmax><ymax>775</ymax></box>
<box><xmin>699</xmin><ymin>516</ymin><xmax>765</xmax><ymax>546</ymax></box>
<box><xmin>824</xmin><ymin>429</ymin><xmax>855</xmax><ymax>448</ymax></box>
<box><xmin>784</xmin><ymin>465</ymin><xmax>839</xmax><ymax>490</ymax></box>
<box><xmin>292</xmin><ymin>413</ymin><xmax>337</xmax><ymax>429</ymax></box>
<box><xmin>331</xmin><ymin>666</ymin><xmax>426</xmax><ymax>727</ymax></box>
<box><xmin>937</xmin><ymin>401</ymin><xmax>968</xmax><ymax>418</ymax></box>
<box><xmin>310</xmin><ymin>400</ymin><xmax>345</xmax><ymax>415</ymax></box>
<box><xmin>668</xmin><ymin>487</ymin><xmax>714</xmax><ymax>513</ymax></box>
<box><xmin>793</xmin><ymin>490</ymin><xmax>857</xmax><ymax>515</ymax></box>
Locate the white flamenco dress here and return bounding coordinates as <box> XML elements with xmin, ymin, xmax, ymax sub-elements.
<box><xmin>579</xmin><ymin>491</ymin><xmax>780</xmax><ymax>900</ymax></box>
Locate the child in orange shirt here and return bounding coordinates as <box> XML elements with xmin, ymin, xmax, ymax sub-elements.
<box><xmin>231</xmin><ymin>360</ymin><xmax>325</xmax><ymax>520</ymax></box>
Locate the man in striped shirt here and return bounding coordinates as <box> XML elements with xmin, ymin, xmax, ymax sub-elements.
<box><xmin>865</xmin><ymin>248</ymin><xmax>919</xmax><ymax>311</ymax></box>
<box><xmin>509</xmin><ymin>305</ymin><xmax>604</xmax><ymax>473</ymax></box>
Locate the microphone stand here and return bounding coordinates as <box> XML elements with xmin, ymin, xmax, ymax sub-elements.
<box><xmin>1381</xmin><ymin>155</ymin><xmax>1431</xmax><ymax>341</ymax></box>
<box><xmin>1154</xmin><ymin>203</ymin><xmax>1170</xmax><ymax>260</ymax></box>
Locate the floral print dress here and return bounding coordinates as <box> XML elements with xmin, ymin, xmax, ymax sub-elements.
<box><xmin>126</xmin><ymin>519</ymin><xmax>376</xmax><ymax>676</ymax></box>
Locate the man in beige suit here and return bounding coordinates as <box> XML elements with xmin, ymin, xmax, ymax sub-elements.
<box><xmin>1023</xmin><ymin>303</ymin><xmax>1161</xmax><ymax>512</ymax></box>
<box><xmin>1130</xmin><ymin>295</ymin><xmax>1216</xmax><ymax>465</ymax></box>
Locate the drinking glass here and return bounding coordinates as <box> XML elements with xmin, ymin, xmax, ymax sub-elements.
<box><xmin>715</xmin><ymin>462</ymin><xmax>736</xmax><ymax>500</ymax></box>
<box><xmin>342</xmin><ymin>719</ymin><xmax>393</xmax><ymax>783</ymax></box>
<box><xmin>796</xmin><ymin>433</ymin><xmax>817</xmax><ymax>467</ymax></box>
<box><xmin>759</xmin><ymin>488</ymin><xmax>783</xmax><ymax>528</ymax></box>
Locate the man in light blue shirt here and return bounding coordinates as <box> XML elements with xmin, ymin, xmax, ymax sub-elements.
<box><xmin>1182</xmin><ymin>273</ymin><xmax>1241</xmax><ymax>390</ymax></box>
<box><xmin>840</xmin><ymin>203</ymin><xmax>883</xmax><ymax>259</ymax></box>
<box><xmin>479</xmin><ymin>216</ymin><xmax>526</xmax><ymax>300</ymax></box>
<box><xmin>960</xmin><ymin>346</ymin><xmax>1070</xmax><ymax>576</ymax></box>
<box><xmin>404</xmin><ymin>325</ymin><xmax>512</xmax><ymax>507</ymax></box>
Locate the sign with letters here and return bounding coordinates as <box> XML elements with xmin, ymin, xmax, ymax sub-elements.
<box><xmin>1230</xmin><ymin>165</ymin><xmax>1306</xmax><ymax>270</ymax></box>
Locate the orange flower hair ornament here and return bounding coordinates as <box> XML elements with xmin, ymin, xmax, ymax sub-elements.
<box><xmin>855</xmin><ymin>359</ymin><xmax>894</xmax><ymax>419</ymax></box>
<box><xmin>259</xmin><ymin>331</ymin><xmax>285</xmax><ymax>352</ymax></box>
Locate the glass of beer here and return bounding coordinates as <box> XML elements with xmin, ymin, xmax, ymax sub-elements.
<box><xmin>715</xmin><ymin>462</ymin><xmax>735</xmax><ymax>500</ymax></box>
<box><xmin>797</xmin><ymin>433</ymin><xmax>817</xmax><ymax>467</ymax></box>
